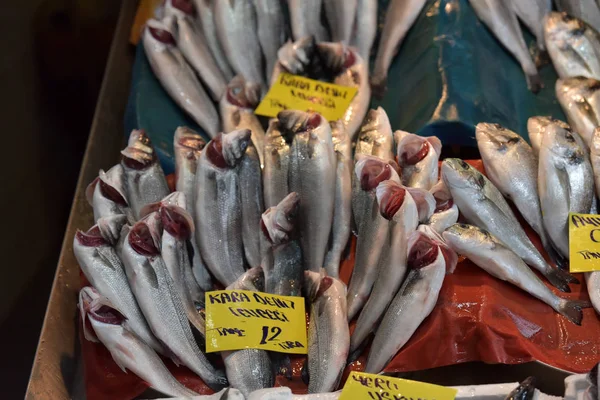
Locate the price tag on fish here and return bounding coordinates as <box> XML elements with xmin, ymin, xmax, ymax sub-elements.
<box><xmin>204</xmin><ymin>290</ymin><xmax>307</xmax><ymax>354</ymax></box>
<box><xmin>254</xmin><ymin>73</ymin><xmax>358</xmax><ymax>121</ymax></box>
<box><xmin>339</xmin><ymin>372</ymin><xmax>457</xmax><ymax>400</ymax></box>
<box><xmin>569</xmin><ymin>213</ymin><xmax>600</xmax><ymax>272</ymax></box>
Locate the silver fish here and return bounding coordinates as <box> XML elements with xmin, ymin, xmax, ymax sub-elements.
<box><xmin>143</xmin><ymin>19</ymin><xmax>220</xmax><ymax>136</ymax></box>
<box><xmin>163</xmin><ymin>1</ymin><xmax>227</xmax><ymax>101</ymax></box>
<box><xmin>214</xmin><ymin>0</ymin><xmax>266</xmax><ymax>93</ymax></box>
<box><xmin>441</xmin><ymin>158</ymin><xmax>576</xmax><ymax>292</ymax></box>
<box><xmin>324</xmin><ymin>0</ymin><xmax>358</xmax><ymax>43</ymax></box>
<box><xmin>120</xmin><ymin>214</ymin><xmax>227</xmax><ymax>389</ymax></box>
<box><xmin>509</xmin><ymin>0</ymin><xmax>551</xmax><ymax>51</ymax></box>
<box><xmin>254</xmin><ymin>0</ymin><xmax>287</xmax><ymax>78</ymax></box>
<box><xmin>527</xmin><ymin>116</ymin><xmax>571</xmax><ymax>156</ymax></box>
<box><xmin>350</xmin><ymin>180</ymin><xmax>418</xmax><ymax>354</ymax></box>
<box><xmin>269</xmin><ymin>37</ymin><xmax>316</xmax><ymax>86</ymax></box>
<box><xmin>85</xmin><ymin>164</ymin><xmax>134</xmax><ymax>224</ymax></box>
<box><xmin>73</xmin><ymin>223</ymin><xmax>164</xmax><ymax>354</ymax></box>
<box><xmin>554</xmin><ymin>0</ymin><xmax>600</xmax><ymax>33</ymax></box>
<box><xmin>556</xmin><ymin>76</ymin><xmax>600</xmax><ymax>146</ymax></box>
<box><xmin>323</xmin><ymin>121</ymin><xmax>352</xmax><ymax>278</ymax></box>
<box><xmin>239</xmin><ymin>142</ymin><xmax>264</xmax><ymax>268</ymax></box>
<box><xmin>365</xmin><ymin>230</ymin><xmax>447</xmax><ymax>373</ymax></box>
<box><xmin>195</xmin><ymin>130</ymin><xmax>252</xmax><ymax>286</ymax></box>
<box><xmin>348</xmin><ymin>156</ymin><xmax>401</xmax><ymax>320</ymax></box>
<box><xmin>287</xmin><ymin>0</ymin><xmax>328</xmax><ymax>42</ymax></box>
<box><xmin>406</xmin><ymin>187</ymin><xmax>435</xmax><ymax>223</ymax></box>
<box><xmin>96</xmin><ymin>215</ymin><xmax>129</xmax><ymax>246</ymax></box>
<box><xmin>263</xmin><ymin>119</ymin><xmax>291</xmax><ymax>208</ymax></box>
<box><xmin>591</xmin><ymin>127</ymin><xmax>600</xmax><ymax>199</ymax></box>
<box><xmin>538</xmin><ymin>124</ymin><xmax>595</xmax><ymax>258</ymax></box>
<box><xmin>121</xmin><ymin>129</ymin><xmax>170</xmax><ymax>220</ymax></box>
<box><xmin>417</xmin><ymin>224</ymin><xmax>459</xmax><ymax>273</ymax></box>
<box><xmin>350</xmin><ymin>0</ymin><xmax>377</xmax><ymax>60</ymax></box>
<box><xmin>371</xmin><ymin>0</ymin><xmax>428</xmax><ymax>93</ymax></box>
<box><xmin>355</xmin><ymin>107</ymin><xmax>395</xmax><ymax>162</ymax></box>
<box><xmin>281</xmin><ymin>110</ymin><xmax>336</xmax><ymax>273</ymax></box>
<box><xmin>443</xmin><ymin>224</ymin><xmax>590</xmax><ymax>325</ymax></box>
<box><xmin>304</xmin><ymin>271</ymin><xmax>349</xmax><ymax>393</ymax></box>
<box><xmin>544</xmin><ymin>12</ymin><xmax>600</xmax><ymax>81</ymax></box>
<box><xmin>586</xmin><ymin>271</ymin><xmax>600</xmax><ymax>316</ymax></box>
<box><xmin>427</xmin><ymin>180</ymin><xmax>459</xmax><ymax>234</ymax></box>
<box><xmin>468</xmin><ymin>0</ymin><xmax>541</xmax><ymax>93</ymax></box>
<box><xmin>397</xmin><ymin>133</ymin><xmax>442</xmax><ymax>190</ymax></box>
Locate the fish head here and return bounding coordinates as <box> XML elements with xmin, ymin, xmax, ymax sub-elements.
<box><xmin>556</xmin><ymin>76</ymin><xmax>600</xmax><ymax>104</ymax></box>
<box><xmin>376</xmin><ymin>180</ymin><xmax>420</xmax><ymax>229</ymax></box>
<box><xmin>417</xmin><ymin>225</ymin><xmax>458</xmax><ymax>274</ymax></box>
<box><xmin>303</xmin><ymin>269</ymin><xmax>328</xmax><ymax>300</ymax></box>
<box><xmin>261</xmin><ymin>192</ymin><xmax>300</xmax><ymax>244</ymax></box>
<box><xmin>206</xmin><ymin>129</ymin><xmax>252</xmax><ymax>168</ymax></box>
<box><xmin>79</xmin><ymin>287</ymin><xmax>126</xmax><ymax>342</ymax></box>
<box><xmin>174</xmin><ymin>126</ymin><xmax>205</xmax><ymax>165</ymax></box>
<box><xmin>96</xmin><ymin>165</ymin><xmax>128</xmax><ymax>206</ymax></box>
<box><xmin>441</xmin><ymin>159</ymin><xmax>485</xmax><ymax>194</ymax></box>
<box><xmin>121</xmin><ymin>129</ymin><xmax>157</xmax><ymax>170</ymax></box>
<box><xmin>355</xmin><ymin>155</ymin><xmax>399</xmax><ymax>192</ymax></box>
<box><xmin>544</xmin><ymin>12</ymin><xmax>587</xmax><ymax>43</ymax></box>
<box><xmin>160</xmin><ymin>203</ymin><xmax>194</xmax><ymax>240</ymax></box>
<box><xmin>97</xmin><ymin>215</ymin><xmax>128</xmax><ymax>246</ymax></box>
<box><xmin>145</xmin><ymin>18</ymin><xmax>176</xmax><ymax>48</ymax></box>
<box><xmin>227</xmin><ymin>266</ymin><xmax>265</xmax><ymax>292</ymax></box>
<box><xmin>542</xmin><ymin>124</ymin><xmax>586</xmax><ymax>164</ymax></box>
<box><xmin>129</xmin><ymin>214</ymin><xmax>162</xmax><ymax>256</ymax></box>
<box><xmin>277</xmin><ymin>110</ymin><xmax>331</xmax><ymax>148</ymax></box>
<box><xmin>277</xmin><ymin>37</ymin><xmax>316</xmax><ymax>76</ymax></box>
<box><xmin>407</xmin><ymin>231</ymin><xmax>443</xmax><ymax>270</ymax></box>
<box><xmin>164</xmin><ymin>0</ymin><xmax>195</xmax><ymax>18</ymax></box>
<box><xmin>397</xmin><ymin>133</ymin><xmax>442</xmax><ymax>167</ymax></box>
<box><xmin>442</xmin><ymin>223</ymin><xmax>495</xmax><ymax>251</ymax></box>
<box><xmin>430</xmin><ymin>180</ymin><xmax>454</xmax><ymax>213</ymax></box>
<box><xmin>476</xmin><ymin>123</ymin><xmax>524</xmax><ymax>156</ymax></box>
<box><xmin>139</xmin><ymin>191</ymin><xmax>187</xmax><ymax>218</ymax></box>
<box><xmin>224</xmin><ymin>76</ymin><xmax>261</xmax><ymax>109</ymax></box>
<box><xmin>75</xmin><ymin>225</ymin><xmax>109</xmax><ymax>248</ymax></box>
<box><xmin>406</xmin><ymin>187</ymin><xmax>436</xmax><ymax>223</ymax></box>
<box><xmin>527</xmin><ymin>116</ymin><xmax>571</xmax><ymax>152</ymax></box>
<box><xmin>358</xmin><ymin>107</ymin><xmax>392</xmax><ymax>144</ymax></box>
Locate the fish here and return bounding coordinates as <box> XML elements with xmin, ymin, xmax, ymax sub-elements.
<box><xmin>163</xmin><ymin>0</ymin><xmax>227</xmax><ymax>101</ymax></box>
<box><xmin>396</xmin><ymin>133</ymin><xmax>442</xmax><ymax>190</ymax></box>
<box><xmin>85</xmin><ymin>164</ymin><xmax>134</xmax><ymax>224</ymax></box>
<box><xmin>441</xmin><ymin>158</ymin><xmax>577</xmax><ymax>292</ymax></box>
<box><xmin>544</xmin><ymin>12</ymin><xmax>600</xmax><ymax>81</ymax></box>
<box><xmin>348</xmin><ymin>156</ymin><xmax>401</xmax><ymax>320</ymax></box>
<box><xmin>476</xmin><ymin>122</ymin><xmax>567</xmax><ymax>268</ymax></box>
<box><xmin>120</xmin><ymin>214</ymin><xmax>228</xmax><ymax>389</ymax></box>
<box><xmin>556</xmin><ymin>76</ymin><xmax>600</xmax><ymax>146</ymax></box>
<box><xmin>253</xmin><ymin>0</ymin><xmax>287</xmax><ymax>78</ymax></box>
<box><xmin>263</xmin><ymin>119</ymin><xmax>292</xmax><ymax>209</ymax></box>
<box><xmin>350</xmin><ymin>180</ymin><xmax>419</xmax><ymax>354</ymax></box>
<box><xmin>192</xmin><ymin>0</ymin><xmax>235</xmax><ymax>80</ymax></box>
<box><xmin>591</xmin><ymin>128</ymin><xmax>600</xmax><ymax>199</ymax></box>
<box><xmin>554</xmin><ymin>0</ymin><xmax>600</xmax><ymax>33</ymax></box>
<box><xmin>323</xmin><ymin>121</ymin><xmax>352</xmax><ymax>278</ymax></box>
<box><xmin>280</xmin><ymin>110</ymin><xmax>336</xmax><ymax>273</ymax></box>
<box><xmin>527</xmin><ymin>116</ymin><xmax>571</xmax><ymax>156</ymax></box>
<box><xmin>214</xmin><ymin>0</ymin><xmax>266</xmax><ymax>93</ymax></box>
<box><xmin>406</xmin><ymin>187</ymin><xmax>436</xmax><ymax>223</ymax></box>
<box><xmin>304</xmin><ymin>270</ymin><xmax>349</xmax><ymax>393</ymax></box>
<box><xmin>79</xmin><ymin>287</ymin><xmax>199</xmax><ymax>398</ymax></box>
<box><xmin>365</xmin><ymin>230</ymin><xmax>448</xmax><ymax>373</ymax></box>
<box><xmin>219</xmin><ymin>76</ymin><xmax>265</xmax><ymax>168</ymax></box>
<box><xmin>239</xmin><ymin>141</ymin><xmax>264</xmax><ymax>268</ymax></box>
<box><xmin>588</xmin><ymin>361</ymin><xmax>600</xmax><ymax>400</ymax></box>
<box><xmin>443</xmin><ymin>224</ymin><xmax>590</xmax><ymax>325</ymax></box>
<box><xmin>350</xmin><ymin>0</ymin><xmax>377</xmax><ymax>60</ymax></box>
<box><xmin>504</xmin><ymin>377</ymin><xmax>536</xmax><ymax>400</ymax></box>
<box><xmin>468</xmin><ymin>0</ymin><xmax>541</xmax><ymax>93</ymax></box>
<box><xmin>354</xmin><ymin>107</ymin><xmax>395</xmax><ymax>162</ymax></box>
<box><xmin>143</xmin><ymin>19</ymin><xmax>220</xmax><ymax>136</ymax></box>
<box><xmin>538</xmin><ymin>124</ymin><xmax>595</xmax><ymax>258</ymax></box>
<box><xmin>96</xmin><ymin>215</ymin><xmax>129</xmax><ymax>246</ymax></box>
<box><xmin>73</xmin><ymin>223</ymin><xmax>164</xmax><ymax>354</ymax></box>
<box><xmin>121</xmin><ymin>129</ymin><xmax>170</xmax><ymax>220</ymax></box>
<box><xmin>509</xmin><ymin>0</ymin><xmax>551</xmax><ymax>51</ymax></box>
<box><xmin>324</xmin><ymin>0</ymin><xmax>357</xmax><ymax>43</ymax></box>
<box><xmin>427</xmin><ymin>180</ymin><xmax>459</xmax><ymax>234</ymax></box>
<box><xmin>287</xmin><ymin>0</ymin><xmax>328</xmax><ymax>42</ymax></box>
<box><xmin>371</xmin><ymin>0</ymin><xmax>428</xmax><ymax>94</ymax></box>
<box><xmin>195</xmin><ymin>129</ymin><xmax>252</xmax><ymax>286</ymax></box>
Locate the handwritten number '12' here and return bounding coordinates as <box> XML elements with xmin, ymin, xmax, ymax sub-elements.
<box><xmin>260</xmin><ymin>326</ymin><xmax>282</xmax><ymax>344</ymax></box>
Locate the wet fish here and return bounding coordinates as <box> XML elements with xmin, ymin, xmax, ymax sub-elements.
<box><xmin>323</xmin><ymin>121</ymin><xmax>352</xmax><ymax>278</ymax></box>
<box><xmin>509</xmin><ymin>0</ymin><xmax>551</xmax><ymax>51</ymax></box>
<box><xmin>427</xmin><ymin>180</ymin><xmax>459</xmax><ymax>234</ymax></box>
<box><xmin>406</xmin><ymin>187</ymin><xmax>436</xmax><ymax>223</ymax></box>
<box><xmin>287</xmin><ymin>0</ymin><xmax>328</xmax><ymax>42</ymax></box>
<box><xmin>397</xmin><ymin>133</ymin><xmax>442</xmax><ymax>190</ymax></box>
<box><xmin>280</xmin><ymin>110</ymin><xmax>336</xmax><ymax>273</ymax></box>
<box><xmin>371</xmin><ymin>0</ymin><xmax>428</xmax><ymax>94</ymax></box>
<box><xmin>591</xmin><ymin>127</ymin><xmax>600</xmax><ymax>199</ymax></box>
<box><xmin>441</xmin><ymin>158</ymin><xmax>577</xmax><ymax>292</ymax></box>
<box><xmin>120</xmin><ymin>214</ymin><xmax>227</xmax><ymax>389</ymax></box>
<box><xmin>143</xmin><ymin>19</ymin><xmax>220</xmax><ymax>136</ymax></box>
<box><xmin>355</xmin><ymin>107</ymin><xmax>395</xmax><ymax>162</ymax></box>
<box><xmin>554</xmin><ymin>0</ymin><xmax>600</xmax><ymax>33</ymax></box>
<box><xmin>505</xmin><ymin>377</ymin><xmax>536</xmax><ymax>400</ymax></box>
<box><xmin>365</xmin><ymin>230</ymin><xmax>448</xmax><ymax>373</ymax></box>
<box><xmin>443</xmin><ymin>224</ymin><xmax>590</xmax><ymax>325</ymax></box>
<box><xmin>195</xmin><ymin>130</ymin><xmax>252</xmax><ymax>286</ymax></box>
<box><xmin>79</xmin><ymin>287</ymin><xmax>198</xmax><ymax>398</ymax></box>
<box><xmin>350</xmin><ymin>180</ymin><xmax>418</xmax><ymax>353</ymax></box>
<box><xmin>96</xmin><ymin>215</ymin><xmax>129</xmax><ymax>246</ymax></box>
<box><xmin>350</xmin><ymin>0</ymin><xmax>377</xmax><ymax>60</ymax></box>
<box><xmin>324</xmin><ymin>0</ymin><xmax>357</xmax><ymax>43</ymax></box>
<box><xmin>588</xmin><ymin>362</ymin><xmax>600</xmax><ymax>400</ymax></box>
<box><xmin>254</xmin><ymin>0</ymin><xmax>287</xmax><ymax>78</ymax></box>
<box><xmin>527</xmin><ymin>116</ymin><xmax>571</xmax><ymax>156</ymax></box>
<box><xmin>239</xmin><ymin>141</ymin><xmax>264</xmax><ymax>268</ymax></box>
<box><xmin>263</xmin><ymin>120</ymin><xmax>292</xmax><ymax>209</ymax></box>
<box><xmin>469</xmin><ymin>0</ymin><xmax>541</xmax><ymax>93</ymax></box>
<box><xmin>304</xmin><ymin>270</ymin><xmax>349</xmax><ymax>393</ymax></box>
<box><xmin>85</xmin><ymin>164</ymin><xmax>134</xmax><ymax>224</ymax></box>
<box><xmin>544</xmin><ymin>12</ymin><xmax>600</xmax><ymax>81</ymax></box>
<box><xmin>556</xmin><ymin>76</ymin><xmax>600</xmax><ymax>146</ymax></box>
<box><xmin>417</xmin><ymin>224</ymin><xmax>459</xmax><ymax>273</ymax></box>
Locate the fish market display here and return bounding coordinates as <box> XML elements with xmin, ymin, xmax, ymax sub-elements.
<box><xmin>556</xmin><ymin>76</ymin><xmax>600</xmax><ymax>147</ymax></box>
<box><xmin>254</xmin><ymin>0</ymin><xmax>287</xmax><ymax>79</ymax></box>
<box><xmin>324</xmin><ymin>0</ymin><xmax>357</xmax><ymax>44</ymax></box>
<box><xmin>86</xmin><ymin>164</ymin><xmax>133</xmax><ymax>223</ymax></box>
<box><xmin>427</xmin><ymin>180</ymin><xmax>459</xmax><ymax>234</ymax></box>
<box><xmin>509</xmin><ymin>0</ymin><xmax>550</xmax><ymax>52</ymax></box>
<box><xmin>527</xmin><ymin>116</ymin><xmax>571</xmax><ymax>157</ymax></box>
<box><xmin>287</xmin><ymin>0</ymin><xmax>328</xmax><ymax>42</ymax></box>
<box><xmin>350</xmin><ymin>0</ymin><xmax>377</xmax><ymax>60</ymax></box>
<box><xmin>554</xmin><ymin>0</ymin><xmax>600</xmax><ymax>33</ymax></box>
<box><xmin>355</xmin><ymin>107</ymin><xmax>395</xmax><ymax>162</ymax></box>
<box><xmin>396</xmin><ymin>132</ymin><xmax>442</xmax><ymax>190</ymax></box>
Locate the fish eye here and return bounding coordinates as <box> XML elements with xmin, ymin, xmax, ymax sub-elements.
<box><xmin>458</xmin><ymin>159</ymin><xmax>468</xmax><ymax>168</ymax></box>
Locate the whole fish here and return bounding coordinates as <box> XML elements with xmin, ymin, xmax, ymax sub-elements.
<box><xmin>505</xmin><ymin>377</ymin><xmax>536</xmax><ymax>400</ymax></box>
<box><xmin>73</xmin><ymin>223</ymin><xmax>164</xmax><ymax>354</ymax></box>
<box><xmin>79</xmin><ymin>287</ymin><xmax>199</xmax><ymax>398</ymax></box>
<box><xmin>427</xmin><ymin>180</ymin><xmax>459</xmax><ymax>234</ymax></box>
<box><xmin>324</xmin><ymin>0</ymin><xmax>357</xmax><ymax>43</ymax></box>
<box><xmin>192</xmin><ymin>0</ymin><xmax>235</xmax><ymax>80</ymax></box>
<box><xmin>468</xmin><ymin>0</ymin><xmax>541</xmax><ymax>93</ymax></box>
<box><xmin>239</xmin><ymin>142</ymin><xmax>264</xmax><ymax>268</ymax></box>
<box><xmin>355</xmin><ymin>107</ymin><xmax>395</xmax><ymax>162</ymax></box>
<box><xmin>527</xmin><ymin>116</ymin><xmax>571</xmax><ymax>156</ymax></box>
<box><xmin>406</xmin><ymin>187</ymin><xmax>436</xmax><ymax>223</ymax></box>
<box><xmin>350</xmin><ymin>180</ymin><xmax>418</xmax><ymax>354</ymax></box>
<box><xmin>417</xmin><ymin>224</ymin><xmax>459</xmax><ymax>273</ymax></box>
<box><xmin>269</xmin><ymin>37</ymin><xmax>317</xmax><ymax>85</ymax></box>
<box><xmin>323</xmin><ymin>121</ymin><xmax>352</xmax><ymax>278</ymax></box>
<box><xmin>195</xmin><ymin>130</ymin><xmax>251</xmax><ymax>286</ymax></box>
<box><xmin>365</xmin><ymin>230</ymin><xmax>447</xmax><ymax>374</ymax></box>
<box><xmin>538</xmin><ymin>124</ymin><xmax>595</xmax><ymax>258</ymax></box>
<box><xmin>287</xmin><ymin>0</ymin><xmax>328</xmax><ymax>42</ymax></box>
<box><xmin>143</xmin><ymin>19</ymin><xmax>220</xmax><ymax>136</ymax></box>
<box><xmin>350</xmin><ymin>0</ymin><xmax>377</xmax><ymax>60</ymax></box>
<box><xmin>263</xmin><ymin>119</ymin><xmax>292</xmax><ymax>208</ymax></box>
<box><xmin>441</xmin><ymin>158</ymin><xmax>577</xmax><ymax>292</ymax></box>
<box><xmin>163</xmin><ymin>0</ymin><xmax>227</xmax><ymax>101</ymax></box>
<box><xmin>280</xmin><ymin>110</ymin><xmax>336</xmax><ymax>273</ymax></box>
<box><xmin>214</xmin><ymin>0</ymin><xmax>266</xmax><ymax>93</ymax></box>
<box><xmin>509</xmin><ymin>0</ymin><xmax>551</xmax><ymax>51</ymax></box>
<box><xmin>304</xmin><ymin>271</ymin><xmax>349</xmax><ymax>393</ymax></box>
<box><xmin>96</xmin><ymin>215</ymin><xmax>128</xmax><ymax>246</ymax></box>
<box><xmin>121</xmin><ymin>129</ymin><xmax>170</xmax><ymax>220</ymax></box>
<box><xmin>253</xmin><ymin>0</ymin><xmax>287</xmax><ymax>78</ymax></box>
<box><xmin>120</xmin><ymin>215</ymin><xmax>227</xmax><ymax>389</ymax></box>
<box><xmin>371</xmin><ymin>0</ymin><xmax>428</xmax><ymax>94</ymax></box>
<box><xmin>587</xmin><ymin>272</ymin><xmax>600</xmax><ymax>316</ymax></box>
<box><xmin>554</xmin><ymin>0</ymin><xmax>600</xmax><ymax>33</ymax></box>
<box><xmin>556</xmin><ymin>76</ymin><xmax>600</xmax><ymax>146</ymax></box>
<box><xmin>348</xmin><ymin>156</ymin><xmax>401</xmax><ymax>320</ymax></box>
<box><xmin>85</xmin><ymin>164</ymin><xmax>134</xmax><ymax>223</ymax></box>
<box><xmin>397</xmin><ymin>133</ymin><xmax>442</xmax><ymax>190</ymax></box>
<box><xmin>591</xmin><ymin>127</ymin><xmax>600</xmax><ymax>199</ymax></box>
<box><xmin>544</xmin><ymin>12</ymin><xmax>600</xmax><ymax>81</ymax></box>
<box><xmin>443</xmin><ymin>224</ymin><xmax>590</xmax><ymax>325</ymax></box>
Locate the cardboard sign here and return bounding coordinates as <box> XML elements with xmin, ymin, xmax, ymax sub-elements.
<box><xmin>569</xmin><ymin>213</ymin><xmax>600</xmax><ymax>272</ymax></box>
<box><xmin>339</xmin><ymin>372</ymin><xmax>457</xmax><ymax>400</ymax></box>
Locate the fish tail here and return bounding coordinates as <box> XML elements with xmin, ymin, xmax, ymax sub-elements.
<box><xmin>370</xmin><ymin>74</ymin><xmax>388</xmax><ymax>99</ymax></box>
<box><xmin>347</xmin><ymin>334</ymin><xmax>371</xmax><ymax>364</ymax></box>
<box><xmin>545</xmin><ymin>268</ymin><xmax>577</xmax><ymax>292</ymax></box>
<box><xmin>557</xmin><ymin>299</ymin><xmax>591</xmax><ymax>326</ymax></box>
<box><xmin>525</xmin><ymin>72</ymin><xmax>542</xmax><ymax>94</ymax></box>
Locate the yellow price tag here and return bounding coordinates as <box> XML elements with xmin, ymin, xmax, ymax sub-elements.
<box><xmin>569</xmin><ymin>213</ymin><xmax>600</xmax><ymax>272</ymax></box>
<box><xmin>339</xmin><ymin>372</ymin><xmax>457</xmax><ymax>400</ymax></box>
<box><xmin>204</xmin><ymin>290</ymin><xmax>307</xmax><ymax>354</ymax></box>
<box><xmin>255</xmin><ymin>73</ymin><xmax>358</xmax><ymax>121</ymax></box>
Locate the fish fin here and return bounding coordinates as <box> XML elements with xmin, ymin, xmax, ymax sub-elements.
<box><xmin>545</xmin><ymin>241</ymin><xmax>569</xmax><ymax>270</ymax></box>
<box><xmin>506</xmin><ymin>376</ymin><xmax>536</xmax><ymax>400</ymax></box>
<box><xmin>347</xmin><ymin>334</ymin><xmax>371</xmax><ymax>364</ymax></box>
<box><xmin>558</xmin><ymin>299</ymin><xmax>591</xmax><ymax>325</ymax></box>
<box><xmin>219</xmin><ymin>388</ymin><xmax>231</xmax><ymax>400</ymax></box>
<box><xmin>300</xmin><ymin>357</ymin><xmax>310</xmax><ymax>386</ymax></box>
<box><xmin>525</xmin><ymin>72</ymin><xmax>542</xmax><ymax>94</ymax></box>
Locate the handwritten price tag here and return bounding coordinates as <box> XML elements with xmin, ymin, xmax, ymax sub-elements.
<box><xmin>339</xmin><ymin>372</ymin><xmax>457</xmax><ymax>400</ymax></box>
<box><xmin>255</xmin><ymin>73</ymin><xmax>358</xmax><ymax>121</ymax></box>
<box><xmin>569</xmin><ymin>213</ymin><xmax>600</xmax><ymax>272</ymax></box>
<box><xmin>204</xmin><ymin>290</ymin><xmax>307</xmax><ymax>354</ymax></box>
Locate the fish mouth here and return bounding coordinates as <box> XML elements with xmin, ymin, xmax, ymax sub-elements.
<box><xmin>357</xmin><ymin>156</ymin><xmax>392</xmax><ymax>191</ymax></box>
<box><xmin>146</xmin><ymin>19</ymin><xmax>176</xmax><ymax>45</ymax></box>
<box><xmin>261</xmin><ymin>192</ymin><xmax>300</xmax><ymax>244</ymax></box>
<box><xmin>398</xmin><ymin>135</ymin><xmax>437</xmax><ymax>165</ymax></box>
<box><xmin>226</xmin><ymin>76</ymin><xmax>261</xmax><ymax>108</ymax></box>
<box><xmin>129</xmin><ymin>219</ymin><xmax>161</xmax><ymax>256</ymax></box>
<box><xmin>175</xmin><ymin>127</ymin><xmax>206</xmax><ymax>152</ymax></box>
<box><xmin>278</xmin><ymin>110</ymin><xmax>323</xmax><ymax>134</ymax></box>
<box><xmin>206</xmin><ymin>130</ymin><xmax>251</xmax><ymax>168</ymax></box>
<box><xmin>376</xmin><ymin>180</ymin><xmax>406</xmax><ymax>219</ymax></box>
<box><xmin>76</xmin><ymin>225</ymin><xmax>108</xmax><ymax>247</ymax></box>
<box><xmin>170</xmin><ymin>0</ymin><xmax>195</xmax><ymax>16</ymax></box>
<box><xmin>160</xmin><ymin>204</ymin><xmax>194</xmax><ymax>240</ymax></box>
<box><xmin>121</xmin><ymin>129</ymin><xmax>156</xmax><ymax>170</ymax></box>
<box><xmin>407</xmin><ymin>232</ymin><xmax>440</xmax><ymax>269</ymax></box>
<box><xmin>433</xmin><ymin>191</ymin><xmax>454</xmax><ymax>213</ymax></box>
<box><xmin>98</xmin><ymin>176</ymin><xmax>128</xmax><ymax>206</ymax></box>
<box><xmin>441</xmin><ymin>159</ymin><xmax>473</xmax><ymax>189</ymax></box>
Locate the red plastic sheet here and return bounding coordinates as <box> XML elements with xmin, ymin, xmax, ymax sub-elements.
<box><xmin>81</xmin><ymin>160</ymin><xmax>600</xmax><ymax>399</ymax></box>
